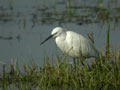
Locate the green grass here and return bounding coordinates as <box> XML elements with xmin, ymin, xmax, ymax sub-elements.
<box><xmin>0</xmin><ymin>47</ymin><xmax>120</xmax><ymax>90</ymax></box>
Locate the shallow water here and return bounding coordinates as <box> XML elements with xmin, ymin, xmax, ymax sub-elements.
<box><xmin>0</xmin><ymin>0</ymin><xmax>120</xmax><ymax>69</ymax></box>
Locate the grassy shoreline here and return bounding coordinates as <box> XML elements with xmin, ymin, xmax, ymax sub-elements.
<box><xmin>0</xmin><ymin>48</ymin><xmax>120</xmax><ymax>90</ymax></box>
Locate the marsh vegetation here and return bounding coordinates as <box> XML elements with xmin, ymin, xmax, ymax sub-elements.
<box><xmin>0</xmin><ymin>0</ymin><xmax>120</xmax><ymax>89</ymax></box>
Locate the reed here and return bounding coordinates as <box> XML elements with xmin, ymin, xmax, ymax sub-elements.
<box><xmin>0</xmin><ymin>45</ymin><xmax>120</xmax><ymax>89</ymax></box>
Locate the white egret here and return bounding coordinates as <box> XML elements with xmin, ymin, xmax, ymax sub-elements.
<box><xmin>40</xmin><ymin>27</ymin><xmax>99</xmax><ymax>59</ymax></box>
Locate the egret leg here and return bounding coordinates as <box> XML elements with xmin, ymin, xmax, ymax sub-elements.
<box><xmin>80</xmin><ymin>58</ymin><xmax>91</xmax><ymax>71</ymax></box>
<box><xmin>81</xmin><ymin>60</ymin><xmax>84</xmax><ymax>66</ymax></box>
<box><xmin>87</xmin><ymin>64</ymin><xmax>91</xmax><ymax>71</ymax></box>
<box><xmin>73</xmin><ymin>58</ymin><xmax>76</xmax><ymax>69</ymax></box>
<box><xmin>80</xmin><ymin>58</ymin><xmax>85</xmax><ymax>66</ymax></box>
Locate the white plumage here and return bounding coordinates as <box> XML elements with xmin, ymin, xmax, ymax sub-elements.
<box><xmin>41</xmin><ymin>27</ymin><xmax>99</xmax><ymax>59</ymax></box>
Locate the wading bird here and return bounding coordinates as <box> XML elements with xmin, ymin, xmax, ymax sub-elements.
<box><xmin>40</xmin><ymin>27</ymin><xmax>99</xmax><ymax>60</ymax></box>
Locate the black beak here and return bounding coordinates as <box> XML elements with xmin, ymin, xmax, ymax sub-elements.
<box><xmin>40</xmin><ymin>35</ymin><xmax>53</xmax><ymax>45</ymax></box>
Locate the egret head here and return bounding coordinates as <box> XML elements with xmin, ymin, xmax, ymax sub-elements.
<box><xmin>40</xmin><ymin>27</ymin><xmax>64</xmax><ymax>45</ymax></box>
<box><xmin>51</xmin><ymin>27</ymin><xmax>63</xmax><ymax>38</ymax></box>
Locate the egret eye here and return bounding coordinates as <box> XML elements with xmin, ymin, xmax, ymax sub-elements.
<box><xmin>53</xmin><ymin>32</ymin><xmax>57</xmax><ymax>35</ymax></box>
